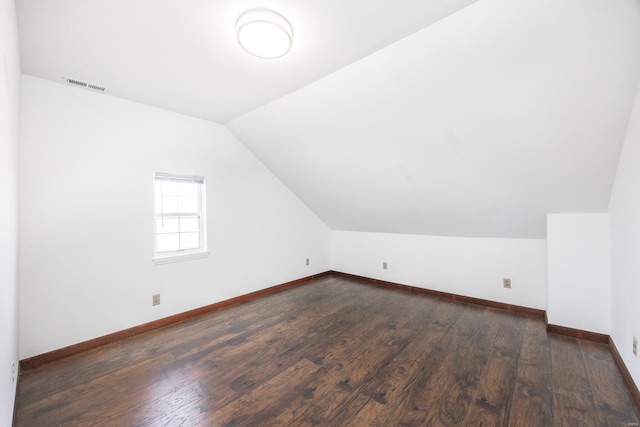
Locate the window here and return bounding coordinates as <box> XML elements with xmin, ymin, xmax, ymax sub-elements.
<box><xmin>153</xmin><ymin>172</ymin><xmax>208</xmax><ymax>264</ymax></box>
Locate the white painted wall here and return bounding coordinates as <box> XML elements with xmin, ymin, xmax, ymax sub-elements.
<box><xmin>19</xmin><ymin>76</ymin><xmax>330</xmax><ymax>360</ymax></box>
<box><xmin>331</xmin><ymin>230</ymin><xmax>547</xmax><ymax>310</ymax></box>
<box><xmin>546</xmin><ymin>214</ymin><xmax>611</xmax><ymax>334</ymax></box>
<box><xmin>609</xmin><ymin>82</ymin><xmax>640</xmax><ymax>390</ymax></box>
<box><xmin>0</xmin><ymin>0</ymin><xmax>21</xmax><ymax>424</ymax></box>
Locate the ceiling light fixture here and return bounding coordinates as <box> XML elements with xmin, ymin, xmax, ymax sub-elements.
<box><xmin>236</xmin><ymin>9</ymin><xmax>293</xmax><ymax>59</ymax></box>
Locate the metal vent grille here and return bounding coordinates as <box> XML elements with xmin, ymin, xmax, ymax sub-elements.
<box><xmin>65</xmin><ymin>77</ymin><xmax>107</xmax><ymax>93</ymax></box>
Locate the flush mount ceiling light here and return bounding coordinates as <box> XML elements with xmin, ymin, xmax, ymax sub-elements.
<box><xmin>236</xmin><ymin>9</ymin><xmax>293</xmax><ymax>59</ymax></box>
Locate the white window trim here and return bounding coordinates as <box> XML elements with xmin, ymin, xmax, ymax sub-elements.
<box><xmin>153</xmin><ymin>172</ymin><xmax>209</xmax><ymax>265</ymax></box>
<box><xmin>152</xmin><ymin>249</ymin><xmax>210</xmax><ymax>265</ymax></box>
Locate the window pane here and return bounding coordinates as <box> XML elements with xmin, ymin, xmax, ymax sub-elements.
<box><xmin>161</xmin><ymin>181</ymin><xmax>178</xmax><ymax>196</ymax></box>
<box><xmin>156</xmin><ymin>218</ymin><xmax>179</xmax><ymax>234</ymax></box>
<box><xmin>180</xmin><ymin>217</ymin><xmax>199</xmax><ymax>233</ymax></box>
<box><xmin>178</xmin><ymin>182</ymin><xmax>198</xmax><ymax>197</ymax></box>
<box><xmin>180</xmin><ymin>232</ymin><xmax>200</xmax><ymax>249</ymax></box>
<box><xmin>156</xmin><ymin>181</ymin><xmax>177</xmax><ymax>196</ymax></box>
<box><xmin>178</xmin><ymin>196</ymin><xmax>198</xmax><ymax>213</ymax></box>
<box><xmin>157</xmin><ymin>234</ymin><xmax>179</xmax><ymax>252</ymax></box>
<box><xmin>154</xmin><ymin>173</ymin><xmax>206</xmax><ymax>256</ymax></box>
<box><xmin>159</xmin><ymin>196</ymin><xmax>178</xmax><ymax>213</ymax></box>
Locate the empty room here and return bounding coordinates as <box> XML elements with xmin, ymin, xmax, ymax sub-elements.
<box><xmin>2</xmin><ymin>0</ymin><xmax>640</xmax><ymax>425</ymax></box>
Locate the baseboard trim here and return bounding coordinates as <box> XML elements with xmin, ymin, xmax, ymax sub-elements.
<box><xmin>545</xmin><ymin>323</ymin><xmax>609</xmax><ymax>344</ymax></box>
<box><xmin>329</xmin><ymin>270</ymin><xmax>546</xmax><ymax>319</ymax></box>
<box><xmin>20</xmin><ymin>271</ymin><xmax>332</xmax><ymax>370</ymax></box>
<box><xmin>609</xmin><ymin>337</ymin><xmax>640</xmax><ymax>410</ymax></box>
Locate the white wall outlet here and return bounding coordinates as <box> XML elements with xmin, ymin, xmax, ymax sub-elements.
<box><xmin>633</xmin><ymin>336</ymin><xmax>638</xmax><ymax>357</ymax></box>
<box><xmin>383</xmin><ymin>262</ymin><xmax>388</xmax><ymax>270</ymax></box>
<box><xmin>503</xmin><ymin>278</ymin><xmax>511</xmax><ymax>289</ymax></box>
<box><xmin>306</xmin><ymin>258</ymin><xmax>310</xmax><ymax>266</ymax></box>
<box><xmin>152</xmin><ymin>294</ymin><xmax>160</xmax><ymax>306</ymax></box>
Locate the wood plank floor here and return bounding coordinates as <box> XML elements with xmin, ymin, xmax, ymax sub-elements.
<box><xmin>16</xmin><ymin>276</ymin><xmax>640</xmax><ymax>426</ymax></box>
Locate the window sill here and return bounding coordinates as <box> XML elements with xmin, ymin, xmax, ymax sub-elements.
<box><xmin>153</xmin><ymin>250</ymin><xmax>210</xmax><ymax>265</ymax></box>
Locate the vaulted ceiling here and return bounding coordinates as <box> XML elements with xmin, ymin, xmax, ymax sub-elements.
<box><xmin>17</xmin><ymin>0</ymin><xmax>479</xmax><ymax>123</ymax></box>
<box><xmin>17</xmin><ymin>0</ymin><xmax>640</xmax><ymax>238</ymax></box>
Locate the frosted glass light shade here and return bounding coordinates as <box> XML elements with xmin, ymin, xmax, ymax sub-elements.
<box><xmin>237</xmin><ymin>10</ymin><xmax>292</xmax><ymax>59</ymax></box>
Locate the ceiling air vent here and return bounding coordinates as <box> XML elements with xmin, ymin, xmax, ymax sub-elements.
<box><xmin>64</xmin><ymin>77</ymin><xmax>107</xmax><ymax>93</ymax></box>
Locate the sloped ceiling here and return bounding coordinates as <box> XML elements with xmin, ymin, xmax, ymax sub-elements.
<box><xmin>17</xmin><ymin>0</ymin><xmax>640</xmax><ymax>239</ymax></box>
<box><xmin>228</xmin><ymin>0</ymin><xmax>640</xmax><ymax>238</ymax></box>
<box><xmin>16</xmin><ymin>0</ymin><xmax>479</xmax><ymax>123</ymax></box>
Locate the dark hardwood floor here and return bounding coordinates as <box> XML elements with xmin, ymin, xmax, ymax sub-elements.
<box><xmin>16</xmin><ymin>276</ymin><xmax>640</xmax><ymax>426</ymax></box>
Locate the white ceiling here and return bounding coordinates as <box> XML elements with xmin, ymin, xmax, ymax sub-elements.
<box><xmin>16</xmin><ymin>0</ymin><xmax>479</xmax><ymax>123</ymax></box>
<box><xmin>17</xmin><ymin>0</ymin><xmax>640</xmax><ymax>239</ymax></box>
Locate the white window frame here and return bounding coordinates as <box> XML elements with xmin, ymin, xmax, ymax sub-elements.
<box><xmin>152</xmin><ymin>172</ymin><xmax>209</xmax><ymax>265</ymax></box>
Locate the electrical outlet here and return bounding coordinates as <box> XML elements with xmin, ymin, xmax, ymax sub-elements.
<box><xmin>306</xmin><ymin>258</ymin><xmax>310</xmax><ymax>266</ymax></box>
<box><xmin>383</xmin><ymin>262</ymin><xmax>388</xmax><ymax>270</ymax></box>
<box><xmin>503</xmin><ymin>278</ymin><xmax>511</xmax><ymax>289</ymax></box>
<box><xmin>152</xmin><ymin>294</ymin><xmax>160</xmax><ymax>306</ymax></box>
<box><xmin>634</xmin><ymin>336</ymin><xmax>638</xmax><ymax>357</ymax></box>
<box><xmin>11</xmin><ymin>362</ymin><xmax>16</xmax><ymax>383</ymax></box>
